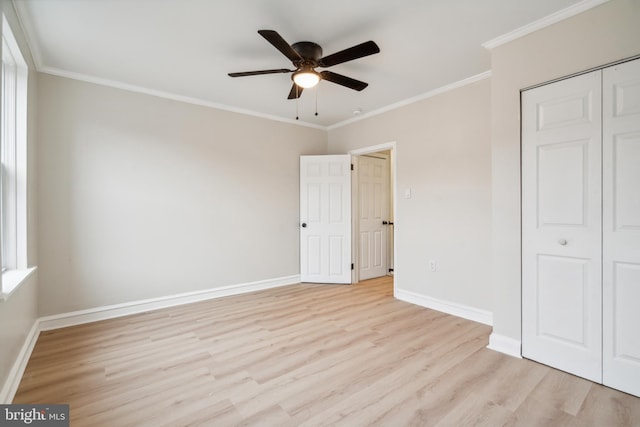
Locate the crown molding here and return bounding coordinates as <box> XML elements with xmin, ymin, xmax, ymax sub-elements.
<box><xmin>11</xmin><ymin>0</ymin><xmax>43</xmax><ymax>69</ymax></box>
<box><xmin>11</xmin><ymin>0</ymin><xmax>490</xmax><ymax>131</ymax></box>
<box><xmin>40</xmin><ymin>65</ymin><xmax>492</xmax><ymax>133</ymax></box>
<box><xmin>13</xmin><ymin>1</ymin><xmax>328</xmax><ymax>130</ymax></box>
<box><xmin>482</xmin><ymin>0</ymin><xmax>610</xmax><ymax>50</ymax></box>
<box><xmin>13</xmin><ymin>0</ymin><xmax>610</xmax><ymax>129</ymax></box>
<box><xmin>39</xmin><ymin>66</ymin><xmax>327</xmax><ymax>130</ymax></box>
<box><xmin>328</xmin><ymin>70</ymin><xmax>492</xmax><ymax>131</ymax></box>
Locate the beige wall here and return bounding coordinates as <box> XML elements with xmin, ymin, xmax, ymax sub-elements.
<box><xmin>0</xmin><ymin>0</ymin><xmax>39</xmax><ymax>401</ymax></box>
<box><xmin>490</xmin><ymin>0</ymin><xmax>640</xmax><ymax>341</ymax></box>
<box><xmin>37</xmin><ymin>74</ymin><xmax>327</xmax><ymax>315</ymax></box>
<box><xmin>329</xmin><ymin>79</ymin><xmax>492</xmax><ymax>312</ymax></box>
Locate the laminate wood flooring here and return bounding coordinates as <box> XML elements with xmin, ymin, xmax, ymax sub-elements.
<box><xmin>13</xmin><ymin>277</ymin><xmax>640</xmax><ymax>426</ymax></box>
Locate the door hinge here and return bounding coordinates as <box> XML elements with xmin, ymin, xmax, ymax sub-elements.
<box><xmin>351</xmin><ymin>163</ymin><xmax>354</xmax><ymax>171</ymax></box>
<box><xmin>351</xmin><ymin>263</ymin><xmax>354</xmax><ymax>270</ymax></box>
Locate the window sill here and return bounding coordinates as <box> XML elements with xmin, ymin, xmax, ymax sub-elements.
<box><xmin>1</xmin><ymin>267</ymin><xmax>37</xmax><ymax>302</ymax></box>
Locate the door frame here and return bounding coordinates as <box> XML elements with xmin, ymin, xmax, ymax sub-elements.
<box><xmin>349</xmin><ymin>142</ymin><xmax>397</xmax><ymax>287</ymax></box>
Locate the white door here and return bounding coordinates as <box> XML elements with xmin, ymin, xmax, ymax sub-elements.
<box><xmin>522</xmin><ymin>70</ymin><xmax>603</xmax><ymax>382</ymax></box>
<box><xmin>357</xmin><ymin>155</ymin><xmax>389</xmax><ymax>280</ymax></box>
<box><xmin>602</xmin><ymin>59</ymin><xmax>640</xmax><ymax>397</ymax></box>
<box><xmin>300</xmin><ymin>155</ymin><xmax>352</xmax><ymax>284</ymax></box>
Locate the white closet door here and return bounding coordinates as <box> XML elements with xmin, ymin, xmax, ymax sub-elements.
<box><xmin>522</xmin><ymin>70</ymin><xmax>603</xmax><ymax>382</ymax></box>
<box><xmin>603</xmin><ymin>58</ymin><xmax>640</xmax><ymax>397</ymax></box>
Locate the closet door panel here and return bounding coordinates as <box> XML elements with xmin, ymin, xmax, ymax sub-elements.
<box><xmin>603</xmin><ymin>58</ymin><xmax>640</xmax><ymax>397</ymax></box>
<box><xmin>522</xmin><ymin>70</ymin><xmax>602</xmax><ymax>383</ymax></box>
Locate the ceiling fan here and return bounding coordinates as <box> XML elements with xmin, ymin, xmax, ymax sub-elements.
<box><xmin>228</xmin><ymin>30</ymin><xmax>380</xmax><ymax>99</ymax></box>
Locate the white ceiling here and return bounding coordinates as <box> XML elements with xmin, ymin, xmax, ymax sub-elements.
<box><xmin>14</xmin><ymin>0</ymin><xmax>592</xmax><ymax>128</ymax></box>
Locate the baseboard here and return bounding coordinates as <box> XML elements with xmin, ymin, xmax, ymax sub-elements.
<box><xmin>487</xmin><ymin>333</ymin><xmax>522</xmax><ymax>358</ymax></box>
<box><xmin>39</xmin><ymin>275</ymin><xmax>300</xmax><ymax>331</ymax></box>
<box><xmin>0</xmin><ymin>320</ymin><xmax>40</xmax><ymax>403</ymax></box>
<box><xmin>394</xmin><ymin>288</ymin><xmax>493</xmax><ymax>326</ymax></box>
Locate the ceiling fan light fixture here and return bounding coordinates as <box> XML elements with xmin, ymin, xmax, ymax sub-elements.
<box><xmin>293</xmin><ymin>69</ymin><xmax>320</xmax><ymax>88</ymax></box>
<box><xmin>228</xmin><ymin>30</ymin><xmax>380</xmax><ymax>101</ymax></box>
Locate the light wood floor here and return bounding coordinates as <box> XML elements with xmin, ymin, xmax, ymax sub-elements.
<box><xmin>14</xmin><ymin>277</ymin><xmax>640</xmax><ymax>426</ymax></box>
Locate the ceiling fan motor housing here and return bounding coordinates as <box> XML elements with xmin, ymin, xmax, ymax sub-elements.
<box><xmin>291</xmin><ymin>41</ymin><xmax>323</xmax><ymax>64</ymax></box>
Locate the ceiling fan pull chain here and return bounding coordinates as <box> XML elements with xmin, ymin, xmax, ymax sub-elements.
<box><xmin>315</xmin><ymin>86</ymin><xmax>319</xmax><ymax>117</ymax></box>
<box><xmin>296</xmin><ymin>86</ymin><xmax>299</xmax><ymax>120</ymax></box>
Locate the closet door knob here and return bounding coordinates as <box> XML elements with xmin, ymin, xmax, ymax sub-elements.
<box><xmin>558</xmin><ymin>239</ymin><xmax>567</xmax><ymax>246</ymax></box>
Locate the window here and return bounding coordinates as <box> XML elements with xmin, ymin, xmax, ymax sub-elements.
<box><xmin>1</xmin><ymin>15</ymin><xmax>31</xmax><ymax>297</ymax></box>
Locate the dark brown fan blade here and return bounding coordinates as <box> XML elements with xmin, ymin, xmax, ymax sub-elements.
<box><xmin>287</xmin><ymin>83</ymin><xmax>304</xmax><ymax>99</ymax></box>
<box><xmin>320</xmin><ymin>71</ymin><xmax>368</xmax><ymax>91</ymax></box>
<box><xmin>319</xmin><ymin>41</ymin><xmax>380</xmax><ymax>67</ymax></box>
<box><xmin>228</xmin><ymin>69</ymin><xmax>292</xmax><ymax>77</ymax></box>
<box><xmin>258</xmin><ymin>30</ymin><xmax>302</xmax><ymax>63</ymax></box>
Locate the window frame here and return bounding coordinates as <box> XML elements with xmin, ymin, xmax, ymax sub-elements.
<box><xmin>1</xmin><ymin>14</ymin><xmax>32</xmax><ymax>299</ymax></box>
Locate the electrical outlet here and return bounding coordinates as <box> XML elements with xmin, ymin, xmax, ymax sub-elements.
<box><xmin>429</xmin><ymin>260</ymin><xmax>436</xmax><ymax>272</ymax></box>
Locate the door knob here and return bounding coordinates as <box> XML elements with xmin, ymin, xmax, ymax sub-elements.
<box><xmin>383</xmin><ymin>221</ymin><xmax>388</xmax><ymax>225</ymax></box>
<box><xmin>301</xmin><ymin>223</ymin><xmax>307</xmax><ymax>228</ymax></box>
<box><xmin>558</xmin><ymin>239</ymin><xmax>567</xmax><ymax>246</ymax></box>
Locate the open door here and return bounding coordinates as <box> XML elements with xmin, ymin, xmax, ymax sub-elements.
<box><xmin>300</xmin><ymin>155</ymin><xmax>352</xmax><ymax>283</ymax></box>
<box><xmin>356</xmin><ymin>154</ymin><xmax>390</xmax><ymax>281</ymax></box>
